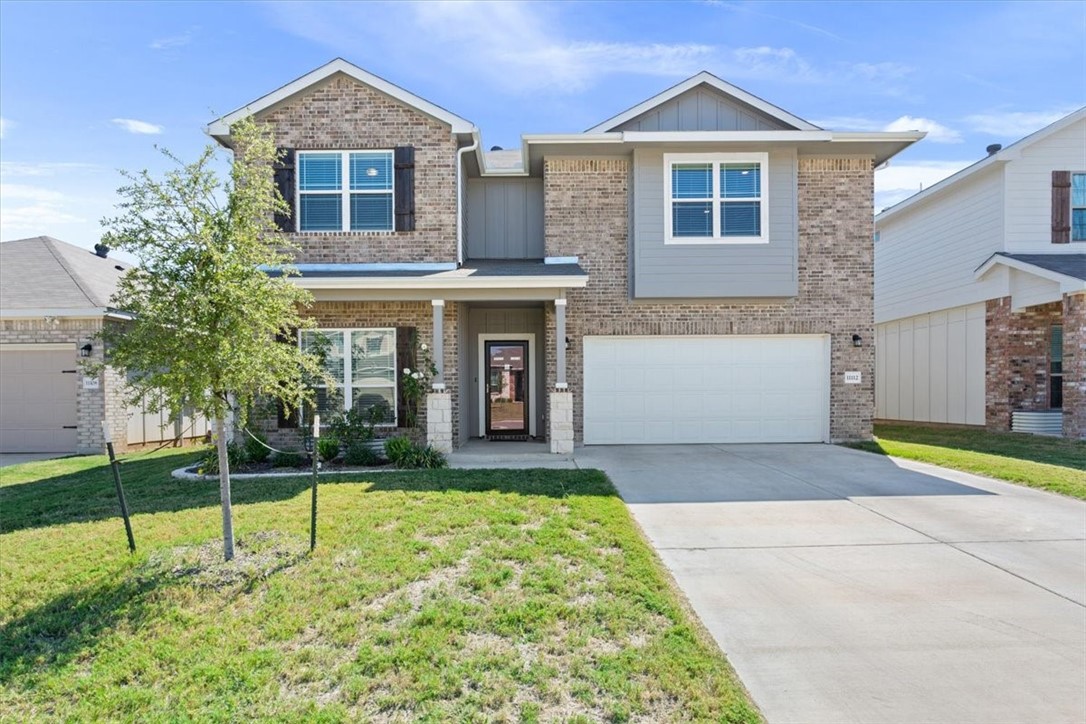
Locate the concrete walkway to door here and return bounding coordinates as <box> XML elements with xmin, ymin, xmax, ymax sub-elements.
<box><xmin>575</xmin><ymin>443</ymin><xmax>1086</xmax><ymax>724</ymax></box>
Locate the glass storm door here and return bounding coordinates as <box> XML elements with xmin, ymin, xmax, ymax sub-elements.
<box><xmin>485</xmin><ymin>341</ymin><xmax>529</xmax><ymax>435</ymax></box>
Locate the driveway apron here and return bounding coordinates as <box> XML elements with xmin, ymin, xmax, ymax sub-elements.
<box><xmin>575</xmin><ymin>444</ymin><xmax>1086</xmax><ymax>724</ymax></box>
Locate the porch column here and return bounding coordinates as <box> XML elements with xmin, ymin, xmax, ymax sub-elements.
<box><xmin>431</xmin><ymin>299</ymin><xmax>445</xmax><ymax>390</ymax></box>
<box><xmin>555</xmin><ymin>298</ymin><xmax>568</xmax><ymax>389</ymax></box>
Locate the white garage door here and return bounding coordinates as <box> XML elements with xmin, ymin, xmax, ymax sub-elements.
<box><xmin>583</xmin><ymin>335</ymin><xmax>829</xmax><ymax>445</ymax></box>
<box><xmin>0</xmin><ymin>346</ymin><xmax>79</xmax><ymax>453</ymax></box>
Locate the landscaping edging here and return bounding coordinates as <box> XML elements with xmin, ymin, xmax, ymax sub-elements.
<box><xmin>172</xmin><ymin>465</ymin><xmax>399</xmax><ymax>481</ymax></box>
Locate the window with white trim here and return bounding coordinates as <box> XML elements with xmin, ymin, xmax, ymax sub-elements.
<box><xmin>300</xmin><ymin>328</ymin><xmax>397</xmax><ymax>424</ymax></box>
<box><xmin>1072</xmin><ymin>173</ymin><xmax>1086</xmax><ymax>242</ymax></box>
<box><xmin>664</xmin><ymin>152</ymin><xmax>768</xmax><ymax>243</ymax></box>
<box><xmin>297</xmin><ymin>151</ymin><xmax>394</xmax><ymax>232</ymax></box>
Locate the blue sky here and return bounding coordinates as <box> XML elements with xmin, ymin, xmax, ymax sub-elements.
<box><xmin>1</xmin><ymin>0</ymin><xmax>1084</xmax><ymax>254</ymax></box>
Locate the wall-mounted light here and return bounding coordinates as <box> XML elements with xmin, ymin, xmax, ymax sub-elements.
<box><xmin>80</xmin><ymin>343</ymin><xmax>93</xmax><ymax>358</ymax></box>
<box><xmin>852</xmin><ymin>334</ymin><xmax>863</xmax><ymax>348</ymax></box>
<box><xmin>565</xmin><ymin>336</ymin><xmax>571</xmax><ymax>351</ymax></box>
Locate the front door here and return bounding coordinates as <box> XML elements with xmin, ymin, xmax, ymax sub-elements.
<box><xmin>485</xmin><ymin>341</ymin><xmax>529</xmax><ymax>436</ymax></box>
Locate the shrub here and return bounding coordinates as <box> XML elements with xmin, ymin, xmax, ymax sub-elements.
<box><xmin>197</xmin><ymin>441</ymin><xmax>247</xmax><ymax>475</ymax></box>
<box><xmin>316</xmin><ymin>435</ymin><xmax>341</xmax><ymax>463</ymax></box>
<box><xmin>327</xmin><ymin>406</ymin><xmax>388</xmax><ymax>447</ymax></box>
<box><xmin>384</xmin><ymin>436</ymin><xmax>414</xmax><ymax>467</ymax></box>
<box><xmin>271</xmin><ymin>451</ymin><xmax>306</xmax><ymax>468</ymax></box>
<box><xmin>243</xmin><ymin>430</ymin><xmax>271</xmax><ymax>463</ymax></box>
<box><xmin>344</xmin><ymin>442</ymin><xmax>380</xmax><ymax>467</ymax></box>
<box><xmin>384</xmin><ymin>436</ymin><xmax>448</xmax><ymax>469</ymax></box>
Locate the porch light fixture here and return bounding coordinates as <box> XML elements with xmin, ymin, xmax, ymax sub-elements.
<box><xmin>852</xmin><ymin>334</ymin><xmax>863</xmax><ymax>348</ymax></box>
<box><xmin>80</xmin><ymin>343</ymin><xmax>93</xmax><ymax>358</ymax></box>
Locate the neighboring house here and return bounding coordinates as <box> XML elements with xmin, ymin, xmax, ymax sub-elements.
<box><xmin>0</xmin><ymin>236</ymin><xmax>209</xmax><ymax>453</ymax></box>
<box><xmin>207</xmin><ymin>58</ymin><xmax>920</xmax><ymax>452</ymax></box>
<box><xmin>875</xmin><ymin>108</ymin><xmax>1086</xmax><ymax>439</ymax></box>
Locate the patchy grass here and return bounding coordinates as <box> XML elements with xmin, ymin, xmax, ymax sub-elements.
<box><xmin>847</xmin><ymin>424</ymin><xmax>1086</xmax><ymax>500</ymax></box>
<box><xmin>0</xmin><ymin>448</ymin><xmax>759</xmax><ymax>722</ymax></box>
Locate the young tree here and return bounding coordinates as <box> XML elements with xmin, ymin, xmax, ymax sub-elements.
<box><xmin>101</xmin><ymin>118</ymin><xmax>323</xmax><ymax>561</ymax></box>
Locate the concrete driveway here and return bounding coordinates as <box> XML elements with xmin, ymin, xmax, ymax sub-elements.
<box><xmin>575</xmin><ymin>444</ymin><xmax>1086</xmax><ymax>724</ymax></box>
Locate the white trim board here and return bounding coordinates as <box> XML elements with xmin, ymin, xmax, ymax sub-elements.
<box><xmin>477</xmin><ymin>333</ymin><xmax>537</xmax><ymax>438</ymax></box>
<box><xmin>207</xmin><ymin>58</ymin><xmax>476</xmax><ymax>142</ymax></box>
<box><xmin>0</xmin><ymin>343</ymin><xmax>76</xmax><ymax>352</ymax></box>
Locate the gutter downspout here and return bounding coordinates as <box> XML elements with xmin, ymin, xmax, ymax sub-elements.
<box><xmin>456</xmin><ymin>132</ymin><xmax>480</xmax><ymax>267</ymax></box>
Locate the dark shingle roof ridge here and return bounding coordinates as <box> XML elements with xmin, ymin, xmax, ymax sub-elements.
<box><xmin>41</xmin><ymin>236</ymin><xmax>98</xmax><ymax>307</ymax></box>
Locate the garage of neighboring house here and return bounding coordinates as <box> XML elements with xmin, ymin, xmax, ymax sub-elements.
<box><xmin>0</xmin><ymin>236</ymin><xmax>208</xmax><ymax>454</ymax></box>
<box><xmin>583</xmin><ymin>335</ymin><xmax>830</xmax><ymax>445</ymax></box>
<box><xmin>0</xmin><ymin>344</ymin><xmax>79</xmax><ymax>452</ymax></box>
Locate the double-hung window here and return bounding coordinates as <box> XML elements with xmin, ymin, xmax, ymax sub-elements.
<box><xmin>1072</xmin><ymin>173</ymin><xmax>1086</xmax><ymax>242</ymax></box>
<box><xmin>665</xmin><ymin>152</ymin><xmax>768</xmax><ymax>243</ymax></box>
<box><xmin>300</xmin><ymin>328</ymin><xmax>397</xmax><ymax>424</ymax></box>
<box><xmin>297</xmin><ymin>150</ymin><xmax>394</xmax><ymax>232</ymax></box>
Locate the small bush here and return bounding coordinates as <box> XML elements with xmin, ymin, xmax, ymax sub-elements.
<box><xmin>384</xmin><ymin>437</ymin><xmax>448</xmax><ymax>469</ymax></box>
<box><xmin>316</xmin><ymin>435</ymin><xmax>340</xmax><ymax>463</ymax></box>
<box><xmin>197</xmin><ymin>441</ymin><xmax>247</xmax><ymax>475</ymax></box>
<box><xmin>384</xmin><ymin>436</ymin><xmax>414</xmax><ymax>467</ymax></box>
<box><xmin>344</xmin><ymin>442</ymin><xmax>380</xmax><ymax>467</ymax></box>
<box><xmin>243</xmin><ymin>431</ymin><xmax>271</xmax><ymax>463</ymax></box>
<box><xmin>271</xmin><ymin>451</ymin><xmax>306</xmax><ymax>468</ymax></box>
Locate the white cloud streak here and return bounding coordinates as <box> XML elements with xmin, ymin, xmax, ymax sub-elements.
<box><xmin>111</xmin><ymin>118</ymin><xmax>164</xmax><ymax>135</ymax></box>
<box><xmin>963</xmin><ymin>108</ymin><xmax>1078</xmax><ymax>138</ymax></box>
<box><xmin>883</xmin><ymin>116</ymin><xmax>962</xmax><ymax>143</ymax></box>
<box><xmin>150</xmin><ymin>33</ymin><xmax>192</xmax><ymax>50</ymax></box>
<box><xmin>0</xmin><ymin>117</ymin><xmax>10</xmax><ymax>139</ymax></box>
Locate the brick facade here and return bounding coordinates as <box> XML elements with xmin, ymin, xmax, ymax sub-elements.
<box><xmin>984</xmin><ymin>297</ymin><xmax>1064</xmax><ymax>431</ymax></box>
<box><xmin>257</xmin><ymin>301</ymin><xmax>460</xmax><ymax>450</ymax></box>
<box><xmin>257</xmin><ymin>74</ymin><xmax>458</xmax><ymax>264</ymax></box>
<box><xmin>1061</xmin><ymin>293</ymin><xmax>1085</xmax><ymax>439</ymax></box>
<box><xmin>542</xmin><ymin>156</ymin><xmax>876</xmax><ymax>442</ymax></box>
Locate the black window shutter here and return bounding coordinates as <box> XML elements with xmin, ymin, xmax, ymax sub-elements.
<box><xmin>394</xmin><ymin>146</ymin><xmax>415</xmax><ymax>232</ymax></box>
<box><xmin>273</xmin><ymin>147</ymin><xmax>296</xmax><ymax>232</ymax></box>
<box><xmin>396</xmin><ymin>326</ymin><xmax>417</xmax><ymax>428</ymax></box>
<box><xmin>1052</xmin><ymin>170</ymin><xmax>1071</xmax><ymax>244</ymax></box>
<box><xmin>275</xmin><ymin>328</ymin><xmax>299</xmax><ymax>428</ymax></box>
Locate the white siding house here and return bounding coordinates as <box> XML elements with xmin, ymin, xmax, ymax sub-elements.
<box><xmin>874</xmin><ymin>108</ymin><xmax>1086</xmax><ymax>438</ymax></box>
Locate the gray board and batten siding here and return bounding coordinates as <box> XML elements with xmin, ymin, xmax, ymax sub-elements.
<box><xmin>611</xmin><ymin>86</ymin><xmax>796</xmax><ymax>133</ymax></box>
<box><xmin>466</xmin><ymin>178</ymin><xmax>545</xmax><ymax>260</ymax></box>
<box><xmin>632</xmin><ymin>146</ymin><xmax>799</xmax><ymax>298</ymax></box>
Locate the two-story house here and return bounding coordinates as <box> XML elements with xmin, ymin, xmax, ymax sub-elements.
<box><xmin>208</xmin><ymin>59</ymin><xmax>920</xmax><ymax>452</ymax></box>
<box><xmin>875</xmin><ymin>108</ymin><xmax>1086</xmax><ymax>439</ymax></box>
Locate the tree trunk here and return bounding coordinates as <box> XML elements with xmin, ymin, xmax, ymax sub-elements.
<box><xmin>215</xmin><ymin>416</ymin><xmax>235</xmax><ymax>561</ymax></box>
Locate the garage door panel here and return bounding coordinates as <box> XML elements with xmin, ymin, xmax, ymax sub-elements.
<box><xmin>584</xmin><ymin>336</ymin><xmax>829</xmax><ymax>445</ymax></box>
<box><xmin>0</xmin><ymin>348</ymin><xmax>78</xmax><ymax>453</ymax></box>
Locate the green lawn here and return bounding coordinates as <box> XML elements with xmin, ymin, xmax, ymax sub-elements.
<box><xmin>0</xmin><ymin>448</ymin><xmax>759</xmax><ymax>722</ymax></box>
<box><xmin>847</xmin><ymin>424</ymin><xmax>1086</xmax><ymax>500</ymax></box>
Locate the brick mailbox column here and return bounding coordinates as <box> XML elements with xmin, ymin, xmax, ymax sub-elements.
<box><xmin>549</xmin><ymin>390</ymin><xmax>574</xmax><ymax>454</ymax></box>
<box><xmin>426</xmin><ymin>391</ymin><xmax>452</xmax><ymax>453</ymax></box>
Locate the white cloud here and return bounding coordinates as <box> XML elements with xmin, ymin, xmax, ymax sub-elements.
<box><xmin>0</xmin><ymin>183</ymin><xmax>67</xmax><ymax>203</ymax></box>
<box><xmin>1</xmin><ymin>161</ymin><xmax>102</xmax><ymax>178</ymax></box>
<box><xmin>963</xmin><ymin>108</ymin><xmax>1077</xmax><ymax>138</ymax></box>
<box><xmin>150</xmin><ymin>33</ymin><xmax>192</xmax><ymax>50</ymax></box>
<box><xmin>883</xmin><ymin>116</ymin><xmax>962</xmax><ymax>143</ymax></box>
<box><xmin>0</xmin><ymin>117</ymin><xmax>10</xmax><ymax>139</ymax></box>
<box><xmin>874</xmin><ymin>160</ymin><xmax>974</xmax><ymax>212</ymax></box>
<box><xmin>0</xmin><ymin>203</ymin><xmax>85</xmax><ymax>235</ymax></box>
<box><xmin>111</xmin><ymin>118</ymin><xmax>164</xmax><ymax>135</ymax></box>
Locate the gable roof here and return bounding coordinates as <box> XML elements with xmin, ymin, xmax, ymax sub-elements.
<box><xmin>975</xmin><ymin>252</ymin><xmax>1086</xmax><ymax>288</ymax></box>
<box><xmin>0</xmin><ymin>236</ymin><xmax>131</xmax><ymax>313</ymax></box>
<box><xmin>207</xmin><ymin>58</ymin><xmax>476</xmax><ymax>143</ymax></box>
<box><xmin>586</xmin><ymin>71</ymin><xmax>821</xmax><ymax>133</ymax></box>
<box><xmin>877</xmin><ymin>106</ymin><xmax>1086</xmax><ymax>224</ymax></box>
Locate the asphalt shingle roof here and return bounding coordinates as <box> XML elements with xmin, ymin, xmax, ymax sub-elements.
<box><xmin>0</xmin><ymin>236</ymin><xmax>131</xmax><ymax>310</ymax></box>
<box><xmin>999</xmin><ymin>253</ymin><xmax>1086</xmax><ymax>282</ymax></box>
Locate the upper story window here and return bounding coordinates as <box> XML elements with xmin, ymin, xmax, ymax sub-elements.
<box><xmin>297</xmin><ymin>151</ymin><xmax>394</xmax><ymax>232</ymax></box>
<box><xmin>1072</xmin><ymin>173</ymin><xmax>1085</xmax><ymax>241</ymax></box>
<box><xmin>664</xmin><ymin>152</ymin><xmax>768</xmax><ymax>244</ymax></box>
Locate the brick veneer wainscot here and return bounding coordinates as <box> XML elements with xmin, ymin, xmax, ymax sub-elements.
<box><xmin>257</xmin><ymin>74</ymin><xmax>459</xmax><ymax>264</ymax></box>
<box><xmin>541</xmin><ymin>156</ymin><xmax>876</xmax><ymax>442</ymax></box>
<box><xmin>985</xmin><ymin>297</ymin><xmax>1064</xmax><ymax>432</ymax></box>
<box><xmin>1062</xmin><ymin>293</ymin><xmax>1085</xmax><ymax>439</ymax></box>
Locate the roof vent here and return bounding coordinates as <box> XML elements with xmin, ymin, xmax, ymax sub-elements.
<box><xmin>489</xmin><ymin>145</ymin><xmax>503</xmax><ymax>151</ymax></box>
<box><xmin>986</xmin><ymin>143</ymin><xmax>1002</xmax><ymax>156</ymax></box>
<box><xmin>93</xmin><ymin>243</ymin><xmax>110</xmax><ymax>258</ymax></box>
<box><xmin>114</xmin><ymin>265</ymin><xmax>125</xmax><ymax>272</ymax></box>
